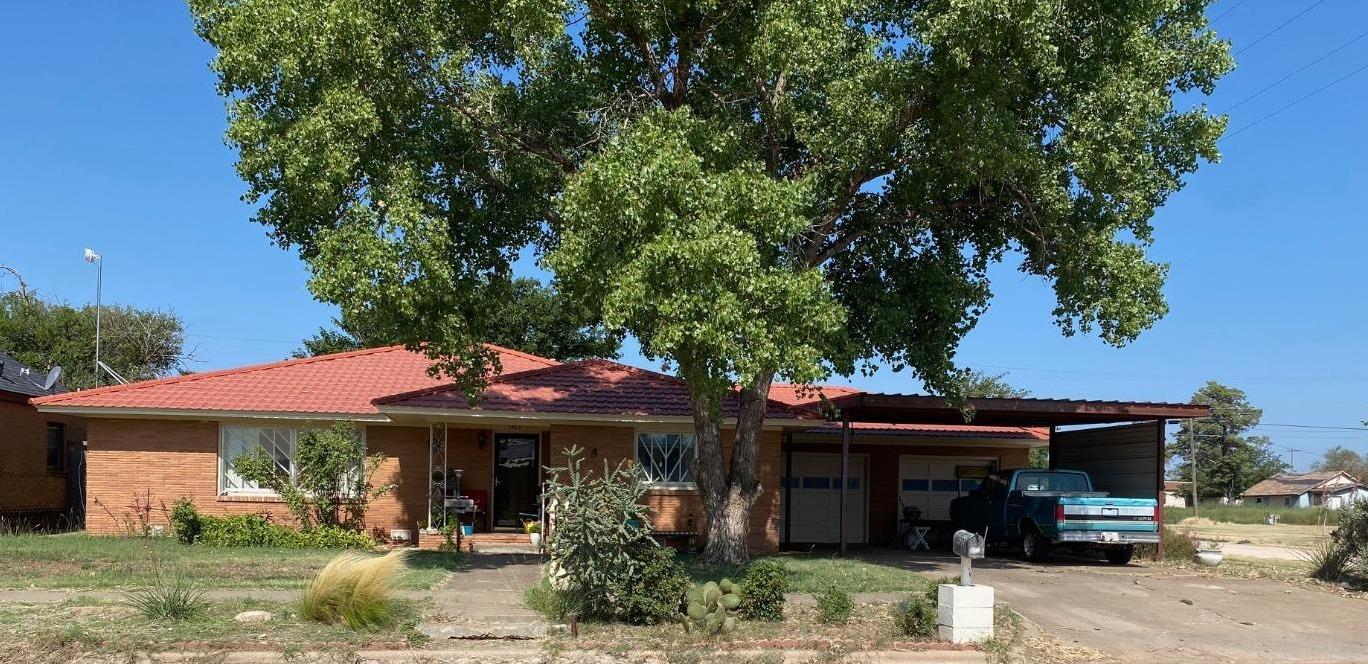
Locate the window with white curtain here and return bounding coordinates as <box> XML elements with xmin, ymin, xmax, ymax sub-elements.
<box><xmin>635</xmin><ymin>432</ymin><xmax>697</xmax><ymax>486</ymax></box>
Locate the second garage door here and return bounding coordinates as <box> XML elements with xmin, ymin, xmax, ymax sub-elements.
<box><xmin>898</xmin><ymin>457</ymin><xmax>994</xmax><ymax>520</ymax></box>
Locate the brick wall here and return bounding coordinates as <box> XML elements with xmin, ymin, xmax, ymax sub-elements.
<box><xmin>0</xmin><ymin>398</ymin><xmax>84</xmax><ymax>514</ymax></box>
<box><xmin>83</xmin><ymin>418</ymin><xmax>488</xmax><ymax>539</ymax></box>
<box><xmin>547</xmin><ymin>424</ymin><xmax>783</xmax><ymax>552</ymax></box>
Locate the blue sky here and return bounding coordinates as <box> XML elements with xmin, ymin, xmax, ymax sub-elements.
<box><xmin>2</xmin><ymin>1</ymin><xmax>1366</xmax><ymax>469</ymax></box>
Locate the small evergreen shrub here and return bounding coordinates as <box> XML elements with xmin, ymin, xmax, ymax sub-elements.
<box><xmin>299</xmin><ymin>551</ymin><xmax>407</xmax><ymax>630</ymax></box>
<box><xmin>525</xmin><ymin>578</ymin><xmax>586</xmax><ymax>622</ymax></box>
<box><xmin>1303</xmin><ymin>537</ymin><xmax>1353</xmax><ymax>581</ymax></box>
<box><xmin>169</xmin><ymin>497</ymin><xmax>202</xmax><ymax>545</ymax></box>
<box><xmin>892</xmin><ymin>585</ymin><xmax>938</xmax><ymax>638</ymax></box>
<box><xmin>613</xmin><ymin>543</ymin><xmax>692</xmax><ymax>625</ymax></box>
<box><xmin>198</xmin><ymin>514</ymin><xmax>373</xmax><ymax>549</ymax></box>
<box><xmin>815</xmin><ymin>585</ymin><xmax>852</xmax><ymax>625</ymax></box>
<box><xmin>740</xmin><ymin>558</ymin><xmax>788</xmax><ymax>621</ymax></box>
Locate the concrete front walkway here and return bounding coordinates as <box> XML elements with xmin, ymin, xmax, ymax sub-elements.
<box><xmin>419</xmin><ymin>553</ymin><xmax>552</xmax><ymax>640</ymax></box>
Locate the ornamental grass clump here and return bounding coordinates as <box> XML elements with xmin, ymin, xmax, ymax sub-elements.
<box><xmin>299</xmin><ymin>550</ymin><xmax>407</xmax><ymax>630</ymax></box>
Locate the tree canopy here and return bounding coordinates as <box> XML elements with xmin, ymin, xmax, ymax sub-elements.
<box><xmin>293</xmin><ymin>278</ymin><xmax>620</xmax><ymax>360</ymax></box>
<box><xmin>1167</xmin><ymin>381</ymin><xmax>1287</xmax><ymax>501</ymax></box>
<box><xmin>0</xmin><ymin>289</ymin><xmax>191</xmax><ymax>390</ymax></box>
<box><xmin>191</xmin><ymin>0</ymin><xmax>1232</xmax><ymax>562</ymax></box>
<box><xmin>1313</xmin><ymin>446</ymin><xmax>1368</xmax><ymax>484</ymax></box>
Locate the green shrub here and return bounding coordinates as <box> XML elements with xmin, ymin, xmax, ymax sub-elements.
<box><xmin>613</xmin><ymin>543</ymin><xmax>692</xmax><ymax>625</ymax></box>
<box><xmin>1138</xmin><ymin>527</ymin><xmax>1197</xmax><ymax>562</ymax></box>
<box><xmin>123</xmin><ymin>576</ymin><xmax>206</xmax><ymax>621</ymax></box>
<box><xmin>232</xmin><ymin>421</ymin><xmax>393</xmax><ymax>531</ymax></box>
<box><xmin>740</xmin><ymin>558</ymin><xmax>788</xmax><ymax>621</ymax></box>
<box><xmin>680</xmin><ymin>579</ymin><xmax>741</xmax><ymax>635</ymax></box>
<box><xmin>1332</xmin><ymin>501</ymin><xmax>1368</xmax><ymax>556</ymax></box>
<box><xmin>1303</xmin><ymin>537</ymin><xmax>1353</xmax><ymax>582</ymax></box>
<box><xmin>815</xmin><ymin>585</ymin><xmax>852</xmax><ymax>625</ymax></box>
<box><xmin>525</xmin><ymin>578</ymin><xmax>585</xmax><ymax>622</ymax></box>
<box><xmin>299</xmin><ymin>551</ymin><xmax>407</xmax><ymax>630</ymax></box>
<box><xmin>541</xmin><ymin>445</ymin><xmax>655</xmax><ymax>621</ymax></box>
<box><xmin>892</xmin><ymin>585</ymin><xmax>938</xmax><ymax>638</ymax></box>
<box><xmin>169</xmin><ymin>497</ymin><xmax>202</xmax><ymax>545</ymax></box>
<box><xmin>198</xmin><ymin>514</ymin><xmax>373</xmax><ymax>549</ymax></box>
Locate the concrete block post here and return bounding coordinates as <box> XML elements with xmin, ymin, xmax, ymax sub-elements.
<box><xmin>937</xmin><ymin>583</ymin><xmax>994</xmax><ymax>644</ymax></box>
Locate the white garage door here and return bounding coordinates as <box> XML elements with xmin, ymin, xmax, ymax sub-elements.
<box><xmin>785</xmin><ymin>453</ymin><xmax>867</xmax><ymax>543</ymax></box>
<box><xmin>898</xmin><ymin>457</ymin><xmax>993</xmax><ymax>520</ymax></box>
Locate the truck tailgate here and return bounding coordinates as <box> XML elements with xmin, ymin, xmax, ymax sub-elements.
<box><xmin>1057</xmin><ymin>496</ymin><xmax>1158</xmax><ymax>535</ymax></box>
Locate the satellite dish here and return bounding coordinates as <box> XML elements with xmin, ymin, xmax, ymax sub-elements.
<box><xmin>42</xmin><ymin>366</ymin><xmax>62</xmax><ymax>391</ymax></box>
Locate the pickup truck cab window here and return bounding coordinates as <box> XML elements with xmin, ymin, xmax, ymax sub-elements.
<box><xmin>1014</xmin><ymin>471</ymin><xmax>1090</xmax><ymax>492</ymax></box>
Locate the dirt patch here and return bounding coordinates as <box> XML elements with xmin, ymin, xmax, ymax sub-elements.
<box><xmin>1177</xmin><ymin>517</ymin><xmax>1215</xmax><ymax>526</ymax></box>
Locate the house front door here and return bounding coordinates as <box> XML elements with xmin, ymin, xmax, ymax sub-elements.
<box><xmin>492</xmin><ymin>433</ymin><xmax>539</xmax><ymax>529</ymax></box>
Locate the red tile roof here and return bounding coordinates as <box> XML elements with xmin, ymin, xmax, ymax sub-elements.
<box><xmin>768</xmin><ymin>383</ymin><xmax>862</xmax><ymax>406</ymax></box>
<box><xmin>802</xmin><ymin>421</ymin><xmax>1049</xmax><ymax>441</ymax></box>
<box><xmin>31</xmin><ymin>344</ymin><xmax>558</xmax><ymax>416</ymax></box>
<box><xmin>379</xmin><ymin>359</ymin><xmax>811</xmax><ymax>420</ymax></box>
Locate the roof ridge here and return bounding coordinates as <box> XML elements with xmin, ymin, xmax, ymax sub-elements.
<box><xmin>32</xmin><ymin>345</ymin><xmax>410</xmax><ymax>405</ymax></box>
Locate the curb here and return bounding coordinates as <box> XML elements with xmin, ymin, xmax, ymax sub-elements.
<box><xmin>117</xmin><ymin>647</ymin><xmax>987</xmax><ymax>663</ymax></box>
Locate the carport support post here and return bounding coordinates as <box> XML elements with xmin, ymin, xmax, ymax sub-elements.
<box><xmin>839</xmin><ymin>412</ymin><xmax>850</xmax><ymax>556</ymax></box>
<box><xmin>1155</xmin><ymin>418</ymin><xmax>1166</xmax><ymax>561</ymax></box>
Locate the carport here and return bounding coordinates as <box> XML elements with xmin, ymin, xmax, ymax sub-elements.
<box><xmin>817</xmin><ymin>393</ymin><xmax>1211</xmax><ymax>556</ymax></box>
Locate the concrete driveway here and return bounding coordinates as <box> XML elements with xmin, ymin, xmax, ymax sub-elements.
<box><xmin>859</xmin><ymin>551</ymin><xmax>1368</xmax><ymax>664</ymax></box>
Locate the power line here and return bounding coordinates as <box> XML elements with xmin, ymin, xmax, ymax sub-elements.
<box><xmin>1220</xmin><ymin>27</ymin><xmax>1368</xmax><ymax>114</ymax></box>
<box><xmin>1222</xmin><ymin>60</ymin><xmax>1368</xmax><ymax>140</ymax></box>
<box><xmin>1211</xmin><ymin>0</ymin><xmax>1252</xmax><ymax>23</ymax></box>
<box><xmin>1233</xmin><ymin>0</ymin><xmax>1327</xmax><ymax>56</ymax></box>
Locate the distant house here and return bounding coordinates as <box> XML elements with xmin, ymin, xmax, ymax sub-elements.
<box><xmin>0</xmin><ymin>351</ymin><xmax>85</xmax><ymax>520</ymax></box>
<box><xmin>1163</xmin><ymin>480</ymin><xmax>1190</xmax><ymax>508</ymax></box>
<box><xmin>1241</xmin><ymin>471</ymin><xmax>1368</xmax><ymax>509</ymax></box>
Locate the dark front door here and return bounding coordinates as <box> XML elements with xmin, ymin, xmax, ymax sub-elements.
<box><xmin>493</xmin><ymin>433</ymin><xmax>540</xmax><ymax>528</ymax></box>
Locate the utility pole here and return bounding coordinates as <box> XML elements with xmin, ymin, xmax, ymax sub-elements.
<box><xmin>1189</xmin><ymin>422</ymin><xmax>1198</xmax><ymax>517</ymax></box>
<box><xmin>84</xmin><ymin>249</ymin><xmax>103</xmax><ymax>387</ymax></box>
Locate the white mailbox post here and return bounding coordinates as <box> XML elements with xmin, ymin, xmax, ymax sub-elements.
<box><xmin>940</xmin><ymin>530</ymin><xmax>993</xmax><ymax>643</ymax></box>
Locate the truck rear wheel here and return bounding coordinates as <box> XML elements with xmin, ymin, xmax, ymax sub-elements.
<box><xmin>1021</xmin><ymin>529</ymin><xmax>1051</xmax><ymax>562</ymax></box>
<box><xmin>1104</xmin><ymin>545</ymin><xmax>1135</xmax><ymax>565</ymax></box>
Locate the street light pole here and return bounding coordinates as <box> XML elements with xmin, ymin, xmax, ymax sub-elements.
<box><xmin>84</xmin><ymin>249</ymin><xmax>103</xmax><ymax>387</ymax></box>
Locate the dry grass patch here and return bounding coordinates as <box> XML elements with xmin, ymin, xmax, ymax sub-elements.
<box><xmin>300</xmin><ymin>550</ymin><xmax>408</xmax><ymax>630</ymax></box>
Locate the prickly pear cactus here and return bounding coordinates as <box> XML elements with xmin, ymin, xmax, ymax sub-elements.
<box><xmin>680</xmin><ymin>579</ymin><xmax>742</xmax><ymax>635</ymax></box>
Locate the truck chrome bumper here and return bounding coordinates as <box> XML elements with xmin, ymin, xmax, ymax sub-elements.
<box><xmin>1057</xmin><ymin>531</ymin><xmax>1160</xmax><ymax>545</ymax></box>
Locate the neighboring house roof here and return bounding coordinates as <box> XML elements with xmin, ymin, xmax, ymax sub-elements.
<box><xmin>1241</xmin><ymin>471</ymin><xmax>1363</xmax><ymax>497</ymax></box>
<box><xmin>378</xmin><ymin>359</ymin><xmax>810</xmax><ymax>421</ymax></box>
<box><xmin>801</xmin><ymin>421</ymin><xmax>1049</xmax><ymax>441</ymax></box>
<box><xmin>30</xmin><ymin>344</ymin><xmax>558</xmax><ymax>417</ymax></box>
<box><xmin>0</xmin><ymin>350</ymin><xmax>64</xmax><ymax>398</ymax></box>
<box><xmin>1164</xmin><ymin>480</ymin><xmax>1191</xmax><ymax>493</ymax></box>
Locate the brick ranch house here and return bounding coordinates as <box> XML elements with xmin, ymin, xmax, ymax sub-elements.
<box><xmin>1</xmin><ymin>350</ymin><xmax>85</xmax><ymax>519</ymax></box>
<box><xmin>31</xmin><ymin>344</ymin><xmax>1202</xmax><ymax>551</ymax></box>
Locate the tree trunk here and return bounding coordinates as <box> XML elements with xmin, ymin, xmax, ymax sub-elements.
<box><xmin>689</xmin><ymin>369</ymin><xmax>776</xmax><ymax>565</ymax></box>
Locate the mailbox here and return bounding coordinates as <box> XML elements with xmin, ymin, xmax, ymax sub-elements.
<box><xmin>952</xmin><ymin>530</ymin><xmax>985</xmax><ymax>559</ymax></box>
<box><xmin>444</xmin><ymin>497</ymin><xmax>476</xmax><ymax>513</ymax></box>
<box><xmin>952</xmin><ymin>530</ymin><xmax>986</xmax><ymax>586</ymax></box>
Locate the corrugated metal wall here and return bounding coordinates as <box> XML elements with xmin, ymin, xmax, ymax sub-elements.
<box><xmin>1050</xmin><ymin>421</ymin><xmax>1161</xmax><ymax>500</ymax></box>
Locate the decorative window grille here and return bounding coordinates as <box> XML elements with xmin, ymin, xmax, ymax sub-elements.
<box><xmin>635</xmin><ymin>432</ymin><xmax>697</xmax><ymax>485</ymax></box>
<box><xmin>218</xmin><ymin>425</ymin><xmax>365</xmax><ymax>495</ymax></box>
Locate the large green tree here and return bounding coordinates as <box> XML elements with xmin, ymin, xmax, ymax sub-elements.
<box><xmin>1313</xmin><ymin>447</ymin><xmax>1368</xmax><ymax>483</ymax></box>
<box><xmin>0</xmin><ymin>290</ymin><xmax>191</xmax><ymax>390</ymax></box>
<box><xmin>191</xmin><ymin>0</ymin><xmax>1231</xmax><ymax>563</ymax></box>
<box><xmin>293</xmin><ymin>278</ymin><xmax>621</xmax><ymax>360</ymax></box>
<box><xmin>1167</xmin><ymin>381</ymin><xmax>1287</xmax><ymax>502</ymax></box>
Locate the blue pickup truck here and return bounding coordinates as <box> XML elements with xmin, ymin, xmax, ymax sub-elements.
<box><xmin>948</xmin><ymin>469</ymin><xmax>1160</xmax><ymax>565</ymax></box>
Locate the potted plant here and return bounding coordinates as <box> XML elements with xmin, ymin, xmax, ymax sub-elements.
<box><xmin>524</xmin><ymin>520</ymin><xmax>542</xmax><ymax>548</ymax></box>
<box><xmin>1195</xmin><ymin>541</ymin><xmax>1223</xmax><ymax>566</ymax></box>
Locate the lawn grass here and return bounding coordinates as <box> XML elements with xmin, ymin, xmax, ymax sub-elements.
<box><xmin>0</xmin><ymin>534</ymin><xmax>461</xmax><ymax>590</ymax></box>
<box><xmin>680</xmin><ymin>553</ymin><xmax>934</xmax><ymax>593</ymax></box>
<box><xmin>1173</xmin><ymin>522</ymin><xmax>1333</xmax><ymax>548</ymax></box>
<box><xmin>0</xmin><ymin>596</ymin><xmax>423</xmax><ymax>653</ymax></box>
<box><xmin>1165</xmin><ymin>505</ymin><xmax>1336</xmax><ymax>526</ymax></box>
